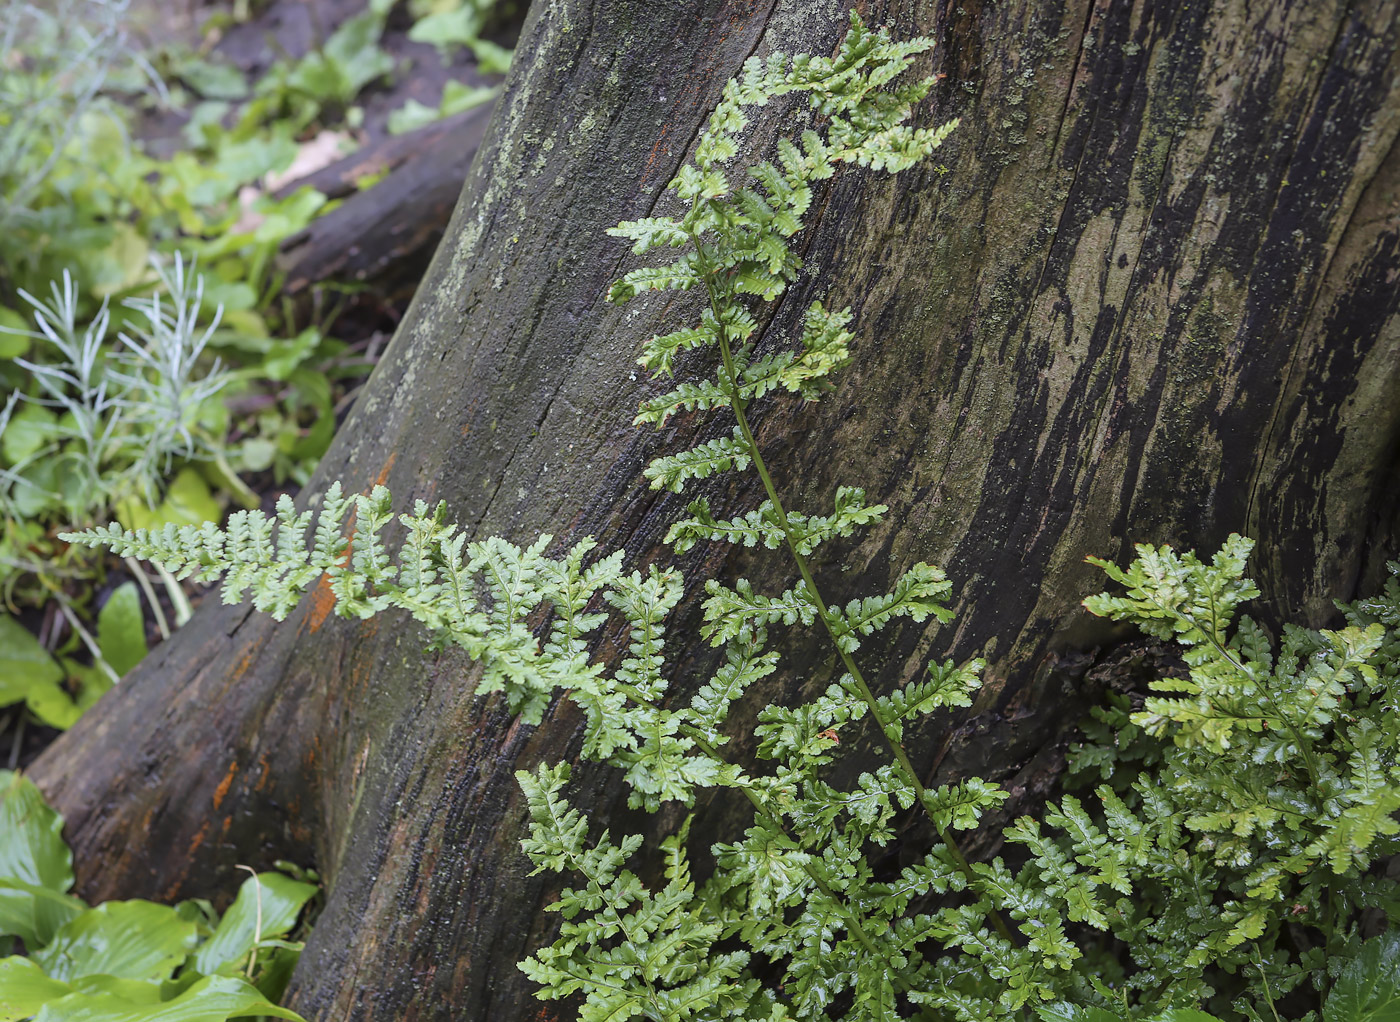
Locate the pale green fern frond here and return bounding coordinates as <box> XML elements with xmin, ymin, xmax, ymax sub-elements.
<box><xmin>63</xmin><ymin>484</ymin><xmax>618</xmax><ymax>724</ymax></box>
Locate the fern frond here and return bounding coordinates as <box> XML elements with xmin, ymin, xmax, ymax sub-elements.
<box><xmin>875</xmin><ymin>658</ymin><xmax>982</xmax><ymax>742</ymax></box>
<box><xmin>1004</xmin><ymin>816</ymin><xmax>1110</xmax><ymax>930</ymax></box>
<box><xmin>66</xmin><ymin>484</ymin><xmax>621</xmax><ymax>726</ymax></box>
<box><xmin>634</xmin><ymin>378</ymin><xmax>732</xmax><ymax>427</ymax></box>
<box><xmin>607</xmin><ymin>254</ymin><xmax>704</xmax><ymax>303</ymax></box>
<box><xmin>642</xmin><ymin>428</ymin><xmax>751</xmax><ymax>492</ymax></box>
<box><xmin>666</xmin><ymin>487</ymin><xmax>889</xmax><ymax>558</ymax></box>
<box><xmin>829</xmin><ymin>562</ymin><xmax>953</xmax><ymax>654</ymax></box>
<box><xmin>685</xmin><ymin>633</ymin><xmax>780</xmax><ymax>743</ymax></box>
<box><xmin>754</xmin><ymin>680</ymin><xmax>866</xmax><ymax>768</ymax></box>
<box><xmin>606</xmin><ymin>215</ymin><xmax>690</xmax><ymax>254</ymax></box>
<box><xmin>666</xmin><ymin>498</ymin><xmax>782</xmax><ymax>555</ymax></box>
<box><xmin>701</xmin><ymin>577</ymin><xmax>816</xmax><ymax>646</ymax></box>
<box><xmin>63</xmin><ymin>483</ymin><xmax>356</xmax><ymax>613</ymax></box>
<box><xmin>1084</xmin><ymin>534</ymin><xmax>1260</xmax><ymax>647</ymax></box>
<box><xmin>518</xmin><ymin>770</ymin><xmax>752</xmax><ymax>1020</ymax></box>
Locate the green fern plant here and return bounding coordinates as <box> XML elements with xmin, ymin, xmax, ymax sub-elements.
<box><xmin>62</xmin><ymin>12</ymin><xmax>1399</xmax><ymax>1022</ymax></box>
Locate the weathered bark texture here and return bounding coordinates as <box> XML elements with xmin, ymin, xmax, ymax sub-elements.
<box><xmin>32</xmin><ymin>0</ymin><xmax>1400</xmax><ymax>1018</ymax></box>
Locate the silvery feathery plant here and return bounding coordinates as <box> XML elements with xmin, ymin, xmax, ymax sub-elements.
<box><xmin>65</xmin><ymin>12</ymin><xmax>1398</xmax><ymax>1022</ymax></box>
<box><xmin>0</xmin><ymin>253</ymin><xmax>231</xmax><ymax>526</ymax></box>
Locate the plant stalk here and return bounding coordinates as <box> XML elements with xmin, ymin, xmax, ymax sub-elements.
<box><xmin>695</xmin><ymin>253</ymin><xmax>1014</xmax><ymax>944</ymax></box>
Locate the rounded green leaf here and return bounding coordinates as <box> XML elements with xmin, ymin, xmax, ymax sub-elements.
<box><xmin>0</xmin><ymin>772</ymin><xmax>83</xmax><ymax>946</ymax></box>
<box><xmin>1036</xmin><ymin>1005</ymin><xmax>1126</xmax><ymax>1022</ymax></box>
<box><xmin>0</xmin><ymin>307</ymin><xmax>28</xmax><ymax>359</ymax></box>
<box><xmin>97</xmin><ymin>582</ymin><xmax>148</xmax><ymax>678</ymax></box>
<box><xmin>191</xmin><ymin>873</ymin><xmax>316</xmax><ymax>977</ymax></box>
<box><xmin>0</xmin><ymin>879</ymin><xmax>86</xmax><ymax>948</ymax></box>
<box><xmin>0</xmin><ymin>403</ymin><xmax>59</xmax><ymax>465</ymax></box>
<box><xmin>0</xmin><ymin>615</ymin><xmax>63</xmax><ymax>709</ymax></box>
<box><xmin>1325</xmin><ymin>932</ymin><xmax>1400</xmax><ymax>1022</ymax></box>
<box><xmin>0</xmin><ymin>955</ymin><xmax>73</xmax><ymax>1021</ymax></box>
<box><xmin>32</xmin><ymin>901</ymin><xmax>196</xmax><ymax>983</ymax></box>
<box><xmin>0</xmin><ymin>771</ymin><xmax>73</xmax><ymax>894</ymax></box>
<box><xmin>32</xmin><ymin>974</ymin><xmax>304</xmax><ymax>1022</ymax></box>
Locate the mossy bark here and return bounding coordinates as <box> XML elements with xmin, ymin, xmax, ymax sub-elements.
<box><xmin>31</xmin><ymin>0</ymin><xmax>1400</xmax><ymax>1018</ymax></box>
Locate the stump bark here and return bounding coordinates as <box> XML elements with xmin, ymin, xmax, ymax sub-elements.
<box><xmin>32</xmin><ymin>0</ymin><xmax>1400</xmax><ymax>1018</ymax></box>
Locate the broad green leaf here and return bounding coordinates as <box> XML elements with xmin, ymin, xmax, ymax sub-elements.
<box><xmin>440</xmin><ymin>80</ymin><xmax>495</xmax><ymax>116</ymax></box>
<box><xmin>68</xmin><ymin>976</ymin><xmax>161</xmax><ymax>1003</ymax></box>
<box><xmin>289</xmin><ymin>11</ymin><xmax>391</xmax><ymax>105</ymax></box>
<box><xmin>85</xmin><ymin>223</ymin><xmax>150</xmax><ymax>298</ymax></box>
<box><xmin>24</xmin><ymin>686</ymin><xmax>82</xmax><ymax>730</ymax></box>
<box><xmin>32</xmin><ymin>901</ymin><xmax>196</xmax><ymax>983</ymax></box>
<box><xmin>386</xmin><ymin>98</ymin><xmax>438</xmax><ymax>136</ymax></box>
<box><xmin>1325</xmin><ymin>932</ymin><xmax>1400</xmax><ymax>1022</ymax></box>
<box><xmin>261</xmin><ymin>328</ymin><xmax>321</xmax><ymax>382</ymax></box>
<box><xmin>32</xmin><ymin>974</ymin><xmax>304</xmax><ymax>1022</ymax></box>
<box><xmin>176</xmin><ymin>57</ymin><xmax>249</xmax><ymax>101</ymax></box>
<box><xmin>468</xmin><ymin>39</ymin><xmax>512</xmax><ymax>74</ymax></box>
<box><xmin>213</xmin><ymin>130</ymin><xmax>298</xmax><ymax>189</ymax></box>
<box><xmin>251</xmin><ymin>189</ymin><xmax>326</xmax><ymax>247</ymax></box>
<box><xmin>0</xmin><ymin>615</ymin><xmax>63</xmax><ymax>708</ymax></box>
<box><xmin>234</xmin><ymin>437</ymin><xmax>278</xmax><ymax>474</ymax></box>
<box><xmin>192</xmin><ymin>873</ymin><xmax>316</xmax><ymax>976</ymax></box>
<box><xmin>0</xmin><ymin>771</ymin><xmax>73</xmax><ymax>894</ymax></box>
<box><xmin>8</xmin><ymin>458</ymin><xmax>61</xmax><ymax>519</ymax></box>
<box><xmin>407</xmin><ymin>7</ymin><xmax>486</xmax><ymax>55</ymax></box>
<box><xmin>323</xmin><ymin>11</ymin><xmax>392</xmax><ymax>94</ymax></box>
<box><xmin>0</xmin><ymin>955</ymin><xmax>73</xmax><ymax>1021</ymax></box>
<box><xmin>0</xmin><ymin>771</ymin><xmax>83</xmax><ymax>945</ymax></box>
<box><xmin>0</xmin><ymin>307</ymin><xmax>28</xmax><ymax>358</ymax></box>
<box><xmin>1037</xmin><ymin>1009</ymin><xmax>1222</xmax><ymax>1022</ymax></box>
<box><xmin>0</xmin><ymin>879</ymin><xmax>86</xmax><ymax>948</ymax></box>
<box><xmin>117</xmin><ymin>469</ymin><xmax>221</xmax><ymax>532</ymax></box>
<box><xmin>1</xmin><ymin>403</ymin><xmax>60</xmax><ymax>465</ymax></box>
<box><xmin>97</xmin><ymin>583</ymin><xmax>148</xmax><ymax>677</ymax></box>
<box><xmin>1036</xmin><ymin>1004</ymin><xmax>1126</xmax><ymax>1022</ymax></box>
<box><xmin>60</xmin><ymin>659</ymin><xmax>111</xmax><ymax>712</ymax></box>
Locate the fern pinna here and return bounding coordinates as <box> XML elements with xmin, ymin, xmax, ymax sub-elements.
<box><xmin>65</xmin><ymin>11</ymin><xmax>1398</xmax><ymax>1022</ymax></box>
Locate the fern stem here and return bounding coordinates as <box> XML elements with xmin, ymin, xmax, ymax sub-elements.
<box><xmin>1253</xmin><ymin>945</ymin><xmax>1282</xmax><ymax>1022</ymax></box>
<box><xmin>695</xmin><ymin>254</ymin><xmax>1014</xmax><ymax>945</ymax></box>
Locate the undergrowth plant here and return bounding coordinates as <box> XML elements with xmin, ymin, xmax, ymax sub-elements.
<box><xmin>1</xmin><ymin>255</ymin><xmax>232</xmax><ymax>531</ymax></box>
<box><xmin>63</xmin><ymin>12</ymin><xmax>1398</xmax><ymax>1021</ymax></box>
<box><xmin>0</xmin><ymin>770</ymin><xmax>317</xmax><ymax>1020</ymax></box>
<box><xmin>0</xmin><ymin>255</ymin><xmax>234</xmax><ymax>733</ymax></box>
<box><xmin>0</xmin><ymin>0</ymin><xmax>398</xmax><ymax>500</ymax></box>
<box><xmin>0</xmin><ymin>0</ymin><xmax>411</xmax><ymax>744</ymax></box>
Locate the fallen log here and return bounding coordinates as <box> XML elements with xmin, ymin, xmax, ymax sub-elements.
<box><xmin>274</xmin><ymin>102</ymin><xmax>494</xmax><ymax>299</ymax></box>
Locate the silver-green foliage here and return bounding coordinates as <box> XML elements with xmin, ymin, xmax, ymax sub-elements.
<box><xmin>62</xmin><ymin>12</ymin><xmax>1400</xmax><ymax>1022</ymax></box>
<box><xmin>0</xmin><ymin>254</ymin><xmax>230</xmax><ymax>525</ymax></box>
